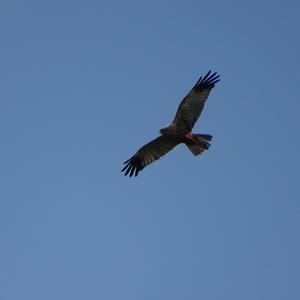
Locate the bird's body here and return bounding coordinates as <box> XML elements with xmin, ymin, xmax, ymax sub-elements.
<box><xmin>160</xmin><ymin>124</ymin><xmax>187</xmax><ymax>139</ymax></box>
<box><xmin>121</xmin><ymin>71</ymin><xmax>220</xmax><ymax>177</ymax></box>
<box><xmin>160</xmin><ymin>124</ymin><xmax>208</xmax><ymax>146</ymax></box>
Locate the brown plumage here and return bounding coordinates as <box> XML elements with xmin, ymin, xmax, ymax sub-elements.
<box><xmin>121</xmin><ymin>71</ymin><xmax>220</xmax><ymax>177</ymax></box>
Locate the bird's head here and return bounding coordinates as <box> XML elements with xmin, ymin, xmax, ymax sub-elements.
<box><xmin>159</xmin><ymin>128</ymin><xmax>166</xmax><ymax>135</ymax></box>
<box><xmin>160</xmin><ymin>126</ymin><xmax>172</xmax><ymax>135</ymax></box>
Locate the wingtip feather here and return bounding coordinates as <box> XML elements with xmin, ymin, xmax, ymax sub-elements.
<box><xmin>192</xmin><ymin>70</ymin><xmax>220</xmax><ymax>91</ymax></box>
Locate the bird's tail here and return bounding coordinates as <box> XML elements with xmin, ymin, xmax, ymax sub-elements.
<box><xmin>186</xmin><ymin>134</ymin><xmax>213</xmax><ymax>156</ymax></box>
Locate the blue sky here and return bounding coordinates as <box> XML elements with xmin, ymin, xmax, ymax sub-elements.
<box><xmin>1</xmin><ymin>0</ymin><xmax>299</xmax><ymax>299</ymax></box>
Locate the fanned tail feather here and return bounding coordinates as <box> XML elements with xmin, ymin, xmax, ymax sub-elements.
<box><xmin>186</xmin><ymin>134</ymin><xmax>213</xmax><ymax>156</ymax></box>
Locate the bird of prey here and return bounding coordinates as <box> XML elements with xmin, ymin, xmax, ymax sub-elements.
<box><xmin>121</xmin><ymin>70</ymin><xmax>220</xmax><ymax>177</ymax></box>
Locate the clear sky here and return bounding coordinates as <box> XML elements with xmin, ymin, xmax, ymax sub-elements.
<box><xmin>1</xmin><ymin>0</ymin><xmax>299</xmax><ymax>299</ymax></box>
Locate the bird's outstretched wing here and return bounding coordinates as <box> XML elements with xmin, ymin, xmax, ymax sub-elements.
<box><xmin>121</xmin><ymin>135</ymin><xmax>179</xmax><ymax>177</ymax></box>
<box><xmin>172</xmin><ymin>71</ymin><xmax>220</xmax><ymax>132</ymax></box>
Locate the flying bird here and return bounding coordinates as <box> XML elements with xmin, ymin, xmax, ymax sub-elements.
<box><xmin>121</xmin><ymin>70</ymin><xmax>220</xmax><ymax>177</ymax></box>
